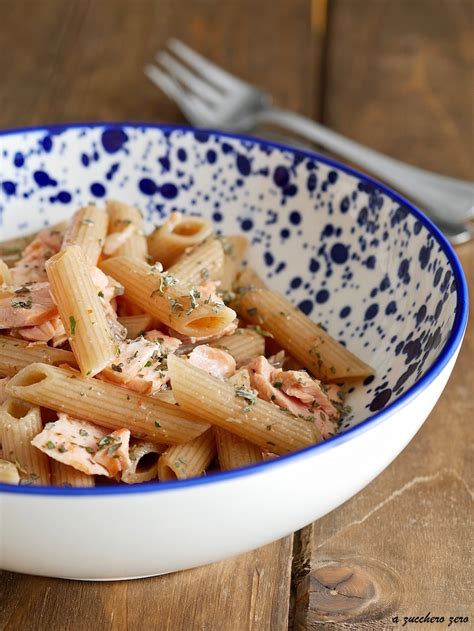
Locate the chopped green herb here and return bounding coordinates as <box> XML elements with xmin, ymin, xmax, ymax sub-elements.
<box><xmin>154</xmin><ymin>421</ymin><xmax>161</xmax><ymax>428</ymax></box>
<box><xmin>247</xmin><ymin>307</ymin><xmax>258</xmax><ymax>316</ymax></box>
<box><xmin>69</xmin><ymin>315</ymin><xmax>77</xmax><ymax>336</ymax></box>
<box><xmin>250</xmin><ymin>325</ymin><xmax>273</xmax><ymax>338</ymax></box>
<box><xmin>234</xmin><ymin>386</ymin><xmax>257</xmax><ymax>406</ymax></box>
<box><xmin>169</xmin><ymin>298</ymin><xmax>184</xmax><ymax>314</ymax></box>
<box><xmin>11</xmin><ymin>297</ymin><xmax>33</xmax><ymax>310</ymax></box>
<box><xmin>45</xmin><ymin>441</ymin><xmax>55</xmax><ymax>450</ymax></box>
<box><xmin>273</xmin><ymin>382</ymin><xmax>283</xmax><ymax>389</ymax></box>
<box><xmin>111</xmin><ymin>363</ymin><xmax>123</xmax><ymax>373</ymax></box>
<box><xmin>97</xmin><ymin>291</ymin><xmax>105</xmax><ymax>299</ymax></box>
<box><xmin>79</xmin><ymin>429</ymin><xmax>89</xmax><ymax>437</ymax></box>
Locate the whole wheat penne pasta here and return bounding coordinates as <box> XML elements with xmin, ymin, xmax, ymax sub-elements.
<box><xmin>235</xmin><ymin>267</ymin><xmax>267</xmax><ymax>291</ymax></box>
<box><xmin>0</xmin><ymin>260</ymin><xmax>12</xmax><ymax>286</ymax></box>
<box><xmin>6</xmin><ymin>363</ymin><xmax>209</xmax><ymax>445</ymax></box>
<box><xmin>100</xmin><ymin>256</ymin><xmax>237</xmax><ymax>338</ymax></box>
<box><xmin>50</xmin><ymin>460</ymin><xmax>95</xmax><ymax>487</ymax></box>
<box><xmin>1</xmin><ymin>400</ymin><xmax>50</xmax><ymax>485</ymax></box>
<box><xmin>214</xmin><ymin>427</ymin><xmax>263</xmax><ymax>471</ymax></box>
<box><xmin>117</xmin><ymin>314</ymin><xmax>153</xmax><ymax>339</ymax></box>
<box><xmin>0</xmin><ymin>458</ymin><xmax>21</xmax><ymax>484</ymax></box>
<box><xmin>147</xmin><ymin>212</ymin><xmax>213</xmax><ymax>267</ymax></box>
<box><xmin>122</xmin><ymin>441</ymin><xmax>164</xmax><ymax>484</ymax></box>
<box><xmin>167</xmin><ymin>238</ymin><xmax>224</xmax><ymax>286</ymax></box>
<box><xmin>219</xmin><ymin>236</ymin><xmax>248</xmax><ymax>292</ymax></box>
<box><xmin>61</xmin><ymin>205</ymin><xmax>108</xmax><ymax>266</ymax></box>
<box><xmin>210</xmin><ymin>328</ymin><xmax>265</xmax><ymax>367</ymax></box>
<box><xmin>235</xmin><ymin>276</ymin><xmax>373</xmax><ymax>382</ymax></box>
<box><xmin>105</xmin><ymin>200</ymin><xmax>148</xmax><ymax>261</ymax></box>
<box><xmin>214</xmin><ymin>370</ymin><xmax>263</xmax><ymax>470</ymax></box>
<box><xmin>167</xmin><ymin>355</ymin><xmax>321</xmax><ymax>455</ymax></box>
<box><xmin>158</xmin><ymin>427</ymin><xmax>216</xmax><ymax>481</ymax></box>
<box><xmin>47</xmin><ymin>245</ymin><xmax>118</xmax><ymax>376</ymax></box>
<box><xmin>0</xmin><ymin>335</ymin><xmax>77</xmax><ymax>377</ymax></box>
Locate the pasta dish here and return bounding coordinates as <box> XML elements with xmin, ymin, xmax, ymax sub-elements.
<box><xmin>0</xmin><ymin>201</ymin><xmax>372</xmax><ymax>487</ymax></box>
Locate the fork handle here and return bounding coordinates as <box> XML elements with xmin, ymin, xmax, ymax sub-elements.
<box><xmin>258</xmin><ymin>108</ymin><xmax>474</xmax><ymax>224</ymax></box>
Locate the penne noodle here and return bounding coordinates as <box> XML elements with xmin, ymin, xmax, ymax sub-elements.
<box><xmin>235</xmin><ymin>266</ymin><xmax>267</xmax><ymax>291</ymax></box>
<box><xmin>167</xmin><ymin>238</ymin><xmax>224</xmax><ymax>286</ymax></box>
<box><xmin>100</xmin><ymin>256</ymin><xmax>237</xmax><ymax>338</ymax></box>
<box><xmin>0</xmin><ymin>260</ymin><xmax>12</xmax><ymax>286</ymax></box>
<box><xmin>147</xmin><ymin>213</ymin><xmax>213</xmax><ymax>267</ymax></box>
<box><xmin>234</xmin><ymin>274</ymin><xmax>373</xmax><ymax>382</ymax></box>
<box><xmin>50</xmin><ymin>460</ymin><xmax>95</xmax><ymax>487</ymax></box>
<box><xmin>0</xmin><ymin>400</ymin><xmax>50</xmax><ymax>485</ymax></box>
<box><xmin>0</xmin><ymin>335</ymin><xmax>77</xmax><ymax>377</ymax></box>
<box><xmin>167</xmin><ymin>355</ymin><xmax>321</xmax><ymax>455</ymax></box>
<box><xmin>117</xmin><ymin>313</ymin><xmax>153</xmax><ymax>339</ymax></box>
<box><xmin>0</xmin><ymin>458</ymin><xmax>21</xmax><ymax>484</ymax></box>
<box><xmin>158</xmin><ymin>427</ymin><xmax>216</xmax><ymax>481</ymax></box>
<box><xmin>219</xmin><ymin>236</ymin><xmax>248</xmax><ymax>292</ymax></box>
<box><xmin>214</xmin><ymin>369</ymin><xmax>263</xmax><ymax>471</ymax></box>
<box><xmin>46</xmin><ymin>245</ymin><xmax>118</xmax><ymax>376</ymax></box>
<box><xmin>209</xmin><ymin>328</ymin><xmax>265</xmax><ymax>367</ymax></box>
<box><xmin>62</xmin><ymin>205</ymin><xmax>108</xmax><ymax>266</ymax></box>
<box><xmin>122</xmin><ymin>441</ymin><xmax>164</xmax><ymax>484</ymax></box>
<box><xmin>6</xmin><ymin>363</ymin><xmax>209</xmax><ymax>445</ymax></box>
<box><xmin>214</xmin><ymin>427</ymin><xmax>262</xmax><ymax>471</ymax></box>
<box><xmin>106</xmin><ymin>200</ymin><xmax>148</xmax><ymax>261</ymax></box>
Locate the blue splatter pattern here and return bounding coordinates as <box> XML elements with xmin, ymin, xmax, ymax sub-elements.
<box><xmin>0</xmin><ymin>124</ymin><xmax>463</xmax><ymax>428</ymax></box>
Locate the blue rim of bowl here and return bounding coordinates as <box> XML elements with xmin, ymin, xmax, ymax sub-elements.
<box><xmin>0</xmin><ymin>122</ymin><xmax>469</xmax><ymax>496</ymax></box>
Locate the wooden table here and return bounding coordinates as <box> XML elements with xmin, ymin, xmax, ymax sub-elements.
<box><xmin>1</xmin><ymin>1</ymin><xmax>472</xmax><ymax>629</ymax></box>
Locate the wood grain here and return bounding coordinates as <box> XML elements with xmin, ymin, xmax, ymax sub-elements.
<box><xmin>323</xmin><ymin>0</ymin><xmax>474</xmax><ymax>180</ymax></box>
<box><xmin>0</xmin><ymin>0</ymin><xmax>318</xmax><ymax>128</ymax></box>
<box><xmin>0</xmin><ymin>537</ymin><xmax>293</xmax><ymax>631</ymax></box>
<box><xmin>293</xmin><ymin>1</ymin><xmax>474</xmax><ymax>627</ymax></box>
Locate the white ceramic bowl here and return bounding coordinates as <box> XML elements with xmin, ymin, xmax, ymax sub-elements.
<box><xmin>0</xmin><ymin>124</ymin><xmax>468</xmax><ymax>579</ymax></box>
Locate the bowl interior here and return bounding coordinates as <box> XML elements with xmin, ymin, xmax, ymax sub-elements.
<box><xmin>0</xmin><ymin>124</ymin><xmax>463</xmax><ymax>433</ymax></box>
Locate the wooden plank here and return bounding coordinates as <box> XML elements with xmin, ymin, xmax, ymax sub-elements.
<box><xmin>322</xmin><ymin>0</ymin><xmax>474</xmax><ymax>180</ymax></box>
<box><xmin>293</xmin><ymin>1</ymin><xmax>474</xmax><ymax>627</ymax></box>
<box><xmin>0</xmin><ymin>1</ymin><xmax>323</xmax><ymax>629</ymax></box>
<box><xmin>0</xmin><ymin>0</ymin><xmax>319</xmax><ymax>128</ymax></box>
<box><xmin>0</xmin><ymin>537</ymin><xmax>293</xmax><ymax>631</ymax></box>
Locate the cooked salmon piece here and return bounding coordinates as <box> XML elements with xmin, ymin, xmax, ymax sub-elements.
<box><xmin>0</xmin><ymin>282</ymin><xmax>57</xmax><ymax>329</ymax></box>
<box><xmin>247</xmin><ymin>356</ymin><xmax>341</xmax><ymax>438</ymax></box>
<box><xmin>93</xmin><ymin>428</ymin><xmax>131</xmax><ymax>478</ymax></box>
<box><xmin>31</xmin><ymin>414</ymin><xmax>110</xmax><ymax>476</ymax></box>
<box><xmin>98</xmin><ymin>330</ymin><xmax>182</xmax><ymax>395</ymax></box>
<box><xmin>188</xmin><ymin>344</ymin><xmax>236</xmax><ymax>379</ymax></box>
<box><xmin>17</xmin><ymin>315</ymin><xmax>64</xmax><ymax>343</ymax></box>
<box><xmin>10</xmin><ymin>227</ymin><xmax>63</xmax><ymax>286</ymax></box>
<box><xmin>31</xmin><ymin>414</ymin><xmax>131</xmax><ymax>478</ymax></box>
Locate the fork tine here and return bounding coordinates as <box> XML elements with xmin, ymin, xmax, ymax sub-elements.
<box><xmin>167</xmin><ymin>38</ymin><xmax>244</xmax><ymax>91</ymax></box>
<box><xmin>156</xmin><ymin>51</ymin><xmax>223</xmax><ymax>104</ymax></box>
<box><xmin>144</xmin><ymin>64</ymin><xmax>215</xmax><ymax>127</ymax></box>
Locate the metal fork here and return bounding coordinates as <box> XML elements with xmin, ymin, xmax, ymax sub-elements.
<box><xmin>145</xmin><ymin>38</ymin><xmax>474</xmax><ymax>244</ymax></box>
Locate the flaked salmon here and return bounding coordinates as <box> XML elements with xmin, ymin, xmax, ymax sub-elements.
<box><xmin>93</xmin><ymin>428</ymin><xmax>131</xmax><ymax>478</ymax></box>
<box><xmin>31</xmin><ymin>414</ymin><xmax>131</xmax><ymax>478</ymax></box>
<box><xmin>188</xmin><ymin>344</ymin><xmax>236</xmax><ymax>379</ymax></box>
<box><xmin>99</xmin><ymin>330</ymin><xmax>182</xmax><ymax>394</ymax></box>
<box><xmin>0</xmin><ymin>282</ymin><xmax>57</xmax><ymax>329</ymax></box>
<box><xmin>10</xmin><ymin>227</ymin><xmax>63</xmax><ymax>286</ymax></box>
<box><xmin>247</xmin><ymin>356</ymin><xmax>342</xmax><ymax>438</ymax></box>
